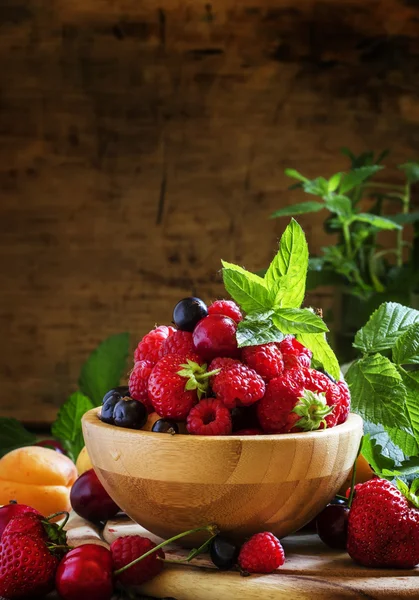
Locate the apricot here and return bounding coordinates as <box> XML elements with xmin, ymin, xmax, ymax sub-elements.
<box><xmin>75</xmin><ymin>446</ymin><xmax>93</xmax><ymax>476</ymax></box>
<box><xmin>338</xmin><ymin>454</ymin><xmax>374</xmax><ymax>496</ymax></box>
<box><xmin>0</xmin><ymin>446</ymin><xmax>77</xmax><ymax>517</ymax></box>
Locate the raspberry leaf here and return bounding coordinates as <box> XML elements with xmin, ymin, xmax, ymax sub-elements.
<box><xmin>398</xmin><ymin>369</ymin><xmax>419</xmax><ymax>439</ymax></box>
<box><xmin>353</xmin><ymin>302</ymin><xmax>419</xmax><ymax>354</ymax></box>
<box><xmin>296</xmin><ymin>332</ymin><xmax>341</xmax><ymax>380</ymax></box>
<box><xmin>51</xmin><ymin>391</ymin><xmax>94</xmax><ymax>462</ymax></box>
<box><xmin>292</xmin><ymin>390</ymin><xmax>333</xmax><ymax>431</ymax></box>
<box><xmin>396</xmin><ymin>479</ymin><xmax>419</xmax><ymax>509</ymax></box>
<box><xmin>236</xmin><ymin>311</ymin><xmax>285</xmax><ymax>347</ymax></box>
<box><xmin>221</xmin><ymin>261</ymin><xmax>271</xmax><ymax>313</ymax></box>
<box><xmin>392</xmin><ymin>323</ymin><xmax>419</xmax><ymax>365</ymax></box>
<box><xmin>362</xmin><ymin>435</ymin><xmax>419</xmax><ymax>477</ymax></box>
<box><xmin>272</xmin><ymin>308</ymin><xmax>328</xmax><ymax>334</ymax></box>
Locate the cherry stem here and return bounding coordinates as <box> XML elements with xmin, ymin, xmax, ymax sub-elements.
<box><xmin>113</xmin><ymin>524</ymin><xmax>219</xmax><ymax>576</ymax></box>
<box><xmin>158</xmin><ymin>533</ymin><xmax>218</xmax><ymax>565</ymax></box>
<box><xmin>45</xmin><ymin>511</ymin><xmax>70</xmax><ymax>531</ymax></box>
<box><xmin>348</xmin><ymin>437</ymin><xmax>363</xmax><ymax>508</ymax></box>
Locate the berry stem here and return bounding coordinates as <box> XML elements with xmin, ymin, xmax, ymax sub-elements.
<box><xmin>348</xmin><ymin>436</ymin><xmax>363</xmax><ymax>508</ymax></box>
<box><xmin>45</xmin><ymin>511</ymin><xmax>70</xmax><ymax>531</ymax></box>
<box><xmin>158</xmin><ymin>533</ymin><xmax>218</xmax><ymax>565</ymax></box>
<box><xmin>113</xmin><ymin>524</ymin><xmax>219</xmax><ymax>576</ymax></box>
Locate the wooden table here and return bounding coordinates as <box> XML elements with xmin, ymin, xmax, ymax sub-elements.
<box><xmin>59</xmin><ymin>513</ymin><xmax>419</xmax><ymax>600</ymax></box>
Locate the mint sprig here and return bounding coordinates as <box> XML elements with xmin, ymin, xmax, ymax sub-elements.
<box><xmin>221</xmin><ymin>219</ymin><xmax>339</xmax><ymax>378</ymax></box>
<box><xmin>52</xmin><ymin>391</ymin><xmax>94</xmax><ymax>462</ymax></box>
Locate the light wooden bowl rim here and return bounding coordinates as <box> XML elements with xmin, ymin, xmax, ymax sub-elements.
<box><xmin>83</xmin><ymin>407</ymin><xmax>362</xmax><ymax>443</ymax></box>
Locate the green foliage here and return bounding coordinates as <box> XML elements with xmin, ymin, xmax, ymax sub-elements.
<box><xmin>0</xmin><ymin>418</ymin><xmax>37</xmax><ymax>458</ymax></box>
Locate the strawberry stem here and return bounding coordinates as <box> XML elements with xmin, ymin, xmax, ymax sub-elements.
<box><xmin>113</xmin><ymin>524</ymin><xmax>219</xmax><ymax>576</ymax></box>
<box><xmin>348</xmin><ymin>436</ymin><xmax>363</xmax><ymax>508</ymax></box>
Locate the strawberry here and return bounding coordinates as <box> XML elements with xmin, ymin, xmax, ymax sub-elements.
<box><xmin>111</xmin><ymin>535</ymin><xmax>164</xmax><ymax>585</ymax></box>
<box><xmin>2</xmin><ymin>513</ymin><xmax>47</xmax><ymax>541</ymax></box>
<box><xmin>347</xmin><ymin>478</ymin><xmax>419</xmax><ymax>568</ymax></box>
<box><xmin>0</xmin><ymin>532</ymin><xmax>59</xmax><ymax>598</ymax></box>
<box><xmin>0</xmin><ymin>502</ymin><xmax>41</xmax><ymax>540</ymax></box>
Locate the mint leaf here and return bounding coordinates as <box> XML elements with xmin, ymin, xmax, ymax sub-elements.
<box><xmin>353</xmin><ymin>213</ymin><xmax>402</xmax><ymax>230</ymax></box>
<box><xmin>296</xmin><ymin>333</ymin><xmax>341</xmax><ymax>380</ymax></box>
<box><xmin>270</xmin><ymin>201</ymin><xmax>324</xmax><ymax>219</ymax></box>
<box><xmin>221</xmin><ymin>261</ymin><xmax>271</xmax><ymax>313</ymax></box>
<box><xmin>284</xmin><ymin>168</ymin><xmax>309</xmax><ymax>183</ymax></box>
<box><xmin>346</xmin><ymin>355</ymin><xmax>413</xmax><ymax>445</ymax></box>
<box><xmin>398</xmin><ymin>162</ymin><xmax>419</xmax><ymax>183</ymax></box>
<box><xmin>0</xmin><ymin>418</ymin><xmax>36</xmax><ymax>458</ymax></box>
<box><xmin>338</xmin><ymin>166</ymin><xmax>384</xmax><ymax>194</ymax></box>
<box><xmin>79</xmin><ymin>332</ymin><xmax>130</xmax><ymax>406</ymax></box>
<box><xmin>328</xmin><ymin>173</ymin><xmax>342</xmax><ymax>192</ymax></box>
<box><xmin>52</xmin><ymin>391</ymin><xmax>94</xmax><ymax>462</ymax></box>
<box><xmin>236</xmin><ymin>311</ymin><xmax>284</xmax><ymax>347</ymax></box>
<box><xmin>303</xmin><ymin>177</ymin><xmax>330</xmax><ymax>197</ymax></box>
<box><xmin>386</xmin><ymin>211</ymin><xmax>419</xmax><ymax>225</ymax></box>
<box><xmin>353</xmin><ymin>302</ymin><xmax>419</xmax><ymax>354</ymax></box>
<box><xmin>399</xmin><ymin>369</ymin><xmax>419</xmax><ymax>439</ymax></box>
<box><xmin>272</xmin><ymin>308</ymin><xmax>328</xmax><ymax>335</ymax></box>
<box><xmin>324</xmin><ymin>195</ymin><xmax>352</xmax><ymax>218</ymax></box>
<box><xmin>392</xmin><ymin>323</ymin><xmax>419</xmax><ymax>364</ymax></box>
<box><xmin>265</xmin><ymin>219</ymin><xmax>308</xmax><ymax>308</ymax></box>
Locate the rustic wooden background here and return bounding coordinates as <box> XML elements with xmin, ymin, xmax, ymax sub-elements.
<box><xmin>1</xmin><ymin>0</ymin><xmax>419</xmax><ymax>424</ymax></box>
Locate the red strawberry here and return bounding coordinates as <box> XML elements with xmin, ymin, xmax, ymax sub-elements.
<box><xmin>148</xmin><ymin>354</ymin><xmax>210</xmax><ymax>420</ymax></box>
<box><xmin>111</xmin><ymin>535</ymin><xmax>164</xmax><ymax>585</ymax></box>
<box><xmin>0</xmin><ymin>532</ymin><xmax>59</xmax><ymax>598</ymax></box>
<box><xmin>134</xmin><ymin>325</ymin><xmax>176</xmax><ymax>364</ymax></box>
<box><xmin>242</xmin><ymin>343</ymin><xmax>284</xmax><ymax>381</ymax></box>
<box><xmin>207</xmin><ymin>299</ymin><xmax>243</xmax><ymax>324</ymax></box>
<box><xmin>238</xmin><ymin>532</ymin><xmax>285</xmax><ymax>574</ymax></box>
<box><xmin>212</xmin><ymin>362</ymin><xmax>265</xmax><ymax>409</ymax></box>
<box><xmin>337</xmin><ymin>379</ymin><xmax>351</xmax><ymax>424</ymax></box>
<box><xmin>159</xmin><ymin>330</ymin><xmax>196</xmax><ymax>360</ymax></box>
<box><xmin>129</xmin><ymin>359</ymin><xmax>154</xmax><ymax>412</ymax></box>
<box><xmin>187</xmin><ymin>398</ymin><xmax>232</xmax><ymax>435</ymax></box>
<box><xmin>347</xmin><ymin>479</ymin><xmax>419</xmax><ymax>568</ymax></box>
<box><xmin>0</xmin><ymin>502</ymin><xmax>42</xmax><ymax>540</ymax></box>
<box><xmin>2</xmin><ymin>513</ymin><xmax>46</xmax><ymax>541</ymax></box>
<box><xmin>279</xmin><ymin>336</ymin><xmax>312</xmax><ymax>369</ymax></box>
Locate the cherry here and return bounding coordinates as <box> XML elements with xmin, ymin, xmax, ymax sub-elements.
<box><xmin>0</xmin><ymin>502</ymin><xmax>41</xmax><ymax>539</ymax></box>
<box><xmin>316</xmin><ymin>503</ymin><xmax>349</xmax><ymax>549</ymax></box>
<box><xmin>152</xmin><ymin>418</ymin><xmax>179</xmax><ymax>434</ymax></box>
<box><xmin>70</xmin><ymin>469</ymin><xmax>120</xmax><ymax>523</ymax></box>
<box><xmin>55</xmin><ymin>544</ymin><xmax>113</xmax><ymax>600</ymax></box>
<box><xmin>35</xmin><ymin>439</ymin><xmax>66</xmax><ymax>454</ymax></box>
<box><xmin>210</xmin><ymin>536</ymin><xmax>239</xmax><ymax>570</ymax></box>
<box><xmin>173</xmin><ymin>297</ymin><xmax>208</xmax><ymax>332</ymax></box>
<box><xmin>192</xmin><ymin>314</ymin><xmax>239</xmax><ymax>361</ymax></box>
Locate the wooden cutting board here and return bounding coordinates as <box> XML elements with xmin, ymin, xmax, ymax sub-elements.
<box><xmin>64</xmin><ymin>513</ymin><xmax>419</xmax><ymax>600</ymax></box>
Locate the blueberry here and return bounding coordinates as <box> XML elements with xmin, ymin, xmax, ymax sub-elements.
<box><xmin>113</xmin><ymin>399</ymin><xmax>148</xmax><ymax>429</ymax></box>
<box><xmin>210</xmin><ymin>536</ymin><xmax>239</xmax><ymax>570</ymax></box>
<box><xmin>152</xmin><ymin>419</ymin><xmax>179</xmax><ymax>434</ymax></box>
<box><xmin>173</xmin><ymin>297</ymin><xmax>208</xmax><ymax>332</ymax></box>
<box><xmin>100</xmin><ymin>396</ymin><xmax>120</xmax><ymax>424</ymax></box>
<box><xmin>102</xmin><ymin>386</ymin><xmax>129</xmax><ymax>404</ymax></box>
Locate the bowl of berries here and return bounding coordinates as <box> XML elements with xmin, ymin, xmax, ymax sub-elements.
<box><xmin>82</xmin><ymin>221</ymin><xmax>363</xmax><ymax>545</ymax></box>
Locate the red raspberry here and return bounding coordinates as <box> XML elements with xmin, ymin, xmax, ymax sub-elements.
<box><xmin>212</xmin><ymin>363</ymin><xmax>265</xmax><ymax>409</ymax></box>
<box><xmin>148</xmin><ymin>353</ymin><xmax>207</xmax><ymax>420</ymax></box>
<box><xmin>134</xmin><ymin>325</ymin><xmax>175</xmax><ymax>364</ymax></box>
<box><xmin>207</xmin><ymin>300</ymin><xmax>243</xmax><ymax>324</ymax></box>
<box><xmin>242</xmin><ymin>343</ymin><xmax>284</xmax><ymax>381</ymax></box>
<box><xmin>337</xmin><ymin>380</ymin><xmax>351</xmax><ymax>424</ymax></box>
<box><xmin>238</xmin><ymin>532</ymin><xmax>285</xmax><ymax>574</ymax></box>
<box><xmin>111</xmin><ymin>535</ymin><xmax>164</xmax><ymax>585</ymax></box>
<box><xmin>159</xmin><ymin>330</ymin><xmax>195</xmax><ymax>360</ymax></box>
<box><xmin>186</xmin><ymin>398</ymin><xmax>232</xmax><ymax>435</ymax></box>
<box><xmin>279</xmin><ymin>336</ymin><xmax>312</xmax><ymax>369</ymax></box>
<box><xmin>129</xmin><ymin>360</ymin><xmax>154</xmax><ymax>412</ymax></box>
<box><xmin>208</xmin><ymin>357</ymin><xmax>241</xmax><ymax>385</ymax></box>
<box><xmin>233</xmin><ymin>428</ymin><xmax>263</xmax><ymax>435</ymax></box>
<box><xmin>192</xmin><ymin>314</ymin><xmax>240</xmax><ymax>361</ymax></box>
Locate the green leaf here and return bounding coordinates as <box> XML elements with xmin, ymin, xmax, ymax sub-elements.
<box><xmin>303</xmin><ymin>177</ymin><xmax>329</xmax><ymax>197</ymax></box>
<box><xmin>272</xmin><ymin>308</ymin><xmax>328</xmax><ymax>335</ymax></box>
<box><xmin>361</xmin><ymin>434</ymin><xmax>398</xmax><ymax>475</ymax></box>
<box><xmin>385</xmin><ymin>458</ymin><xmax>419</xmax><ymax>477</ymax></box>
<box><xmin>339</xmin><ymin>166</ymin><xmax>384</xmax><ymax>194</ymax></box>
<box><xmin>346</xmin><ymin>355</ymin><xmax>413</xmax><ymax>447</ymax></box>
<box><xmin>236</xmin><ymin>311</ymin><xmax>285</xmax><ymax>347</ymax></box>
<box><xmin>399</xmin><ymin>369</ymin><xmax>419</xmax><ymax>440</ymax></box>
<box><xmin>363</xmin><ymin>421</ymin><xmax>419</xmax><ymax>466</ymax></box>
<box><xmin>79</xmin><ymin>333</ymin><xmax>130</xmax><ymax>406</ymax></box>
<box><xmin>296</xmin><ymin>333</ymin><xmax>341</xmax><ymax>380</ymax></box>
<box><xmin>353</xmin><ymin>213</ymin><xmax>402</xmax><ymax>230</ymax></box>
<box><xmin>396</xmin><ymin>479</ymin><xmax>419</xmax><ymax>507</ymax></box>
<box><xmin>399</xmin><ymin>162</ymin><xmax>419</xmax><ymax>183</ymax></box>
<box><xmin>270</xmin><ymin>201</ymin><xmax>324</xmax><ymax>219</ymax></box>
<box><xmin>324</xmin><ymin>195</ymin><xmax>353</xmax><ymax>218</ymax></box>
<box><xmin>392</xmin><ymin>323</ymin><xmax>419</xmax><ymax>365</ymax></box>
<box><xmin>221</xmin><ymin>261</ymin><xmax>271</xmax><ymax>313</ymax></box>
<box><xmin>328</xmin><ymin>173</ymin><xmax>342</xmax><ymax>192</ymax></box>
<box><xmin>386</xmin><ymin>211</ymin><xmax>419</xmax><ymax>225</ymax></box>
<box><xmin>353</xmin><ymin>302</ymin><xmax>419</xmax><ymax>353</ymax></box>
<box><xmin>52</xmin><ymin>391</ymin><xmax>94</xmax><ymax>462</ymax></box>
<box><xmin>284</xmin><ymin>168</ymin><xmax>309</xmax><ymax>183</ymax></box>
<box><xmin>0</xmin><ymin>418</ymin><xmax>37</xmax><ymax>458</ymax></box>
<box><xmin>265</xmin><ymin>219</ymin><xmax>308</xmax><ymax>308</ymax></box>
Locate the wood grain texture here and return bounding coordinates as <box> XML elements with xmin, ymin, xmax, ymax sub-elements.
<box><xmin>82</xmin><ymin>408</ymin><xmax>363</xmax><ymax>544</ymax></box>
<box><xmin>2</xmin><ymin>0</ymin><xmax>419</xmax><ymax>422</ymax></box>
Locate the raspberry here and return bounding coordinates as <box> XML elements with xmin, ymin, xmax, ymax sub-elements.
<box><xmin>208</xmin><ymin>300</ymin><xmax>243</xmax><ymax>324</ymax></box>
<box><xmin>208</xmin><ymin>357</ymin><xmax>241</xmax><ymax>385</ymax></box>
<box><xmin>192</xmin><ymin>314</ymin><xmax>240</xmax><ymax>361</ymax></box>
<box><xmin>159</xmin><ymin>330</ymin><xmax>195</xmax><ymax>360</ymax></box>
<box><xmin>279</xmin><ymin>336</ymin><xmax>312</xmax><ymax>369</ymax></box>
<box><xmin>111</xmin><ymin>535</ymin><xmax>164</xmax><ymax>585</ymax></box>
<box><xmin>129</xmin><ymin>360</ymin><xmax>154</xmax><ymax>412</ymax></box>
<box><xmin>242</xmin><ymin>343</ymin><xmax>284</xmax><ymax>381</ymax></box>
<box><xmin>238</xmin><ymin>532</ymin><xmax>285</xmax><ymax>574</ymax></box>
<box><xmin>134</xmin><ymin>325</ymin><xmax>175</xmax><ymax>364</ymax></box>
<box><xmin>186</xmin><ymin>398</ymin><xmax>232</xmax><ymax>435</ymax></box>
<box><xmin>212</xmin><ymin>363</ymin><xmax>265</xmax><ymax>409</ymax></box>
<box><xmin>337</xmin><ymin>380</ymin><xmax>351</xmax><ymax>424</ymax></box>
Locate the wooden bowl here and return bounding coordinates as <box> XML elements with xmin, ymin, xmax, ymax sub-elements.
<box><xmin>82</xmin><ymin>408</ymin><xmax>362</xmax><ymax>545</ymax></box>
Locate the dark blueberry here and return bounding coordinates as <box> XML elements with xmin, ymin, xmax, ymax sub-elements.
<box><xmin>231</xmin><ymin>405</ymin><xmax>258</xmax><ymax>432</ymax></box>
<box><xmin>100</xmin><ymin>395</ymin><xmax>120</xmax><ymax>424</ymax></box>
<box><xmin>152</xmin><ymin>419</ymin><xmax>179</xmax><ymax>434</ymax></box>
<box><xmin>173</xmin><ymin>297</ymin><xmax>208</xmax><ymax>332</ymax></box>
<box><xmin>113</xmin><ymin>399</ymin><xmax>148</xmax><ymax>429</ymax></box>
<box><xmin>316</xmin><ymin>503</ymin><xmax>349</xmax><ymax>550</ymax></box>
<box><xmin>210</xmin><ymin>536</ymin><xmax>239</xmax><ymax>570</ymax></box>
<box><xmin>102</xmin><ymin>386</ymin><xmax>129</xmax><ymax>404</ymax></box>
